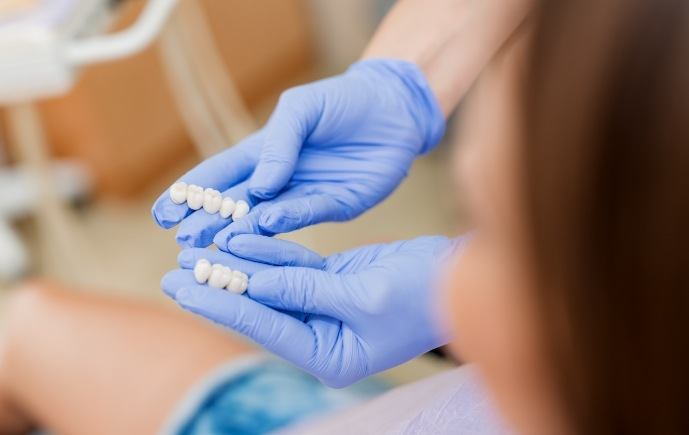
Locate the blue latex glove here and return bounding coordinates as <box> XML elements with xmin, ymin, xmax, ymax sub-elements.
<box><xmin>161</xmin><ymin>234</ymin><xmax>463</xmax><ymax>388</ymax></box>
<box><xmin>151</xmin><ymin>59</ymin><xmax>445</xmax><ymax>249</ymax></box>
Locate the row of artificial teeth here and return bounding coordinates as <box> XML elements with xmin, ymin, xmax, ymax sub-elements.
<box><xmin>170</xmin><ymin>182</ymin><xmax>250</xmax><ymax>220</ymax></box>
<box><xmin>193</xmin><ymin>259</ymin><xmax>249</xmax><ymax>294</ymax></box>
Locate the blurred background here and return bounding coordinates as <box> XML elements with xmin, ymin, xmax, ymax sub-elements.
<box><xmin>0</xmin><ymin>0</ymin><xmax>468</xmax><ymax>383</ymax></box>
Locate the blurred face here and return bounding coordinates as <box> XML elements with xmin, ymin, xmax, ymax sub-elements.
<box><xmin>443</xmin><ymin>37</ymin><xmax>567</xmax><ymax>434</ymax></box>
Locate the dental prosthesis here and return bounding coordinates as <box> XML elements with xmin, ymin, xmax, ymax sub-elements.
<box><xmin>169</xmin><ymin>182</ymin><xmax>250</xmax><ymax>220</ymax></box>
<box><xmin>193</xmin><ymin>259</ymin><xmax>249</xmax><ymax>294</ymax></box>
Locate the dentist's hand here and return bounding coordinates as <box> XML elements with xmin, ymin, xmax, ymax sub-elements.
<box><xmin>161</xmin><ymin>235</ymin><xmax>463</xmax><ymax>387</ymax></box>
<box><xmin>151</xmin><ymin>59</ymin><xmax>445</xmax><ymax>249</ymax></box>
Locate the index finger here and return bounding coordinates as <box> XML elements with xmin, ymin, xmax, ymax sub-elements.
<box><xmin>151</xmin><ymin>133</ymin><xmax>261</xmax><ymax>229</ymax></box>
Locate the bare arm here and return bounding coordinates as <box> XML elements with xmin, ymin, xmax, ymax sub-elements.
<box><xmin>363</xmin><ymin>0</ymin><xmax>533</xmax><ymax>115</ymax></box>
<box><xmin>0</xmin><ymin>283</ymin><xmax>254</xmax><ymax>435</ymax></box>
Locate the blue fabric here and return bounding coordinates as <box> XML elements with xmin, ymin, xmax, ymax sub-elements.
<box><xmin>175</xmin><ymin>360</ymin><xmax>388</xmax><ymax>435</ymax></box>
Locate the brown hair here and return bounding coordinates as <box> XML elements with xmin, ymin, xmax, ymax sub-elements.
<box><xmin>521</xmin><ymin>0</ymin><xmax>689</xmax><ymax>433</ymax></box>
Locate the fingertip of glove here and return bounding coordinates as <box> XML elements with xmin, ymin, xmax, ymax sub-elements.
<box><xmin>258</xmin><ymin>207</ymin><xmax>297</xmax><ymax>233</ymax></box>
<box><xmin>153</xmin><ymin>194</ymin><xmax>191</xmax><ymax>226</ymax></box>
<box><xmin>226</xmin><ymin>234</ymin><xmax>251</xmax><ymax>255</ymax></box>
<box><xmin>212</xmin><ymin>232</ymin><xmax>232</xmax><ymax>252</ymax></box>
<box><xmin>151</xmin><ymin>205</ymin><xmax>175</xmax><ymax>229</ymax></box>
<box><xmin>249</xmin><ymin>160</ymin><xmax>294</xmax><ymax>199</ymax></box>
<box><xmin>213</xmin><ymin>221</ymin><xmax>257</xmax><ymax>251</ymax></box>
<box><xmin>247</xmin><ymin>171</ymin><xmax>278</xmax><ymax>200</ymax></box>
<box><xmin>151</xmin><ymin>205</ymin><xmax>163</xmax><ymax>226</ymax></box>
<box><xmin>246</xmin><ymin>269</ymin><xmax>272</xmax><ymax>293</ymax></box>
<box><xmin>258</xmin><ymin>209</ymin><xmax>279</xmax><ymax>229</ymax></box>
<box><xmin>177</xmin><ymin>249</ymin><xmax>195</xmax><ymax>267</ymax></box>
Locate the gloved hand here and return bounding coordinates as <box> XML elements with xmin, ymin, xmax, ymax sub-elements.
<box><xmin>151</xmin><ymin>59</ymin><xmax>445</xmax><ymax>249</ymax></box>
<box><xmin>161</xmin><ymin>234</ymin><xmax>465</xmax><ymax>387</ymax></box>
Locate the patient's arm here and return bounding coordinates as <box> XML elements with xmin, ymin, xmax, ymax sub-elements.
<box><xmin>0</xmin><ymin>282</ymin><xmax>255</xmax><ymax>435</ymax></box>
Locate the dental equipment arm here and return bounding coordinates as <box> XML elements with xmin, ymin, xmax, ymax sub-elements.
<box><xmin>0</xmin><ymin>0</ymin><xmax>180</xmax><ymax>103</ymax></box>
<box><xmin>65</xmin><ymin>0</ymin><xmax>179</xmax><ymax>66</ymax></box>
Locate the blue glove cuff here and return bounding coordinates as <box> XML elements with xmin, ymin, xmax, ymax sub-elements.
<box><xmin>348</xmin><ymin>59</ymin><xmax>447</xmax><ymax>155</ymax></box>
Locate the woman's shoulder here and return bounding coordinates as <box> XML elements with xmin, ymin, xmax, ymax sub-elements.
<box><xmin>280</xmin><ymin>365</ymin><xmax>511</xmax><ymax>435</ymax></box>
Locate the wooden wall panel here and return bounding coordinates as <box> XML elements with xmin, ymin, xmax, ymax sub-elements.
<box><xmin>36</xmin><ymin>0</ymin><xmax>313</xmax><ymax>197</ymax></box>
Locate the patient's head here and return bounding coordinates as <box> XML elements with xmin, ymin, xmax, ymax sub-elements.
<box><xmin>447</xmin><ymin>0</ymin><xmax>689</xmax><ymax>433</ymax></box>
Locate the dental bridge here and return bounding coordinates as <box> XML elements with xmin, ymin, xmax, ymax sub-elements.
<box><xmin>0</xmin><ymin>0</ymin><xmax>180</xmax><ymax>280</ymax></box>
<box><xmin>169</xmin><ymin>182</ymin><xmax>250</xmax><ymax>220</ymax></box>
<box><xmin>193</xmin><ymin>259</ymin><xmax>249</xmax><ymax>295</ymax></box>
